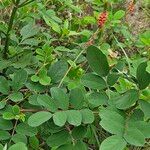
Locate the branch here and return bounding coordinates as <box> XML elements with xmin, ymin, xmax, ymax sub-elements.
<box><xmin>21</xmin><ymin>109</ymin><xmax>49</xmax><ymax>113</ymax></box>
<box><xmin>9</xmin><ymin>120</ymin><xmax>18</xmax><ymax>144</ymax></box>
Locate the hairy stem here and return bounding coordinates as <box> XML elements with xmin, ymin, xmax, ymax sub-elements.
<box><xmin>21</xmin><ymin>108</ymin><xmax>49</xmax><ymax>113</ymax></box>
<box><xmin>3</xmin><ymin>0</ymin><xmax>34</xmax><ymax>59</ymax></box>
<box><xmin>58</xmin><ymin>49</ymin><xmax>85</xmax><ymax>88</ymax></box>
<box><xmin>19</xmin><ymin>0</ymin><xmax>35</xmax><ymax>8</ymax></box>
<box><xmin>113</xmin><ymin>35</ymin><xmax>131</xmax><ymax>72</ymax></box>
<box><xmin>91</xmin><ymin>125</ymin><xmax>100</xmax><ymax>147</ymax></box>
<box><xmin>3</xmin><ymin>0</ymin><xmax>20</xmax><ymax>59</ymax></box>
<box><xmin>9</xmin><ymin>120</ymin><xmax>18</xmax><ymax>144</ymax></box>
<box><xmin>58</xmin><ymin>29</ymin><xmax>99</xmax><ymax>88</ymax></box>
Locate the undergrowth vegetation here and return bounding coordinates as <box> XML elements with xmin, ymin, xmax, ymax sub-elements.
<box><xmin>0</xmin><ymin>0</ymin><xmax>150</xmax><ymax>150</ymax></box>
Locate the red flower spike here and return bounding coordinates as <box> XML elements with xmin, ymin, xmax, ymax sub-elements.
<box><xmin>86</xmin><ymin>39</ymin><xmax>94</xmax><ymax>46</ymax></box>
<box><xmin>128</xmin><ymin>0</ymin><xmax>135</xmax><ymax>14</ymax></box>
<box><xmin>98</xmin><ymin>12</ymin><xmax>108</xmax><ymax>28</ymax></box>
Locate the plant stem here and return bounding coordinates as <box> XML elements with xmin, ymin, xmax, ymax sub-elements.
<box><xmin>19</xmin><ymin>0</ymin><xmax>35</xmax><ymax>8</ymax></box>
<box><xmin>91</xmin><ymin>125</ymin><xmax>100</xmax><ymax>147</ymax></box>
<box><xmin>65</xmin><ymin>125</ymin><xmax>75</xmax><ymax>145</ymax></box>
<box><xmin>3</xmin><ymin>0</ymin><xmax>20</xmax><ymax>59</ymax></box>
<box><xmin>21</xmin><ymin>108</ymin><xmax>49</xmax><ymax>113</ymax></box>
<box><xmin>113</xmin><ymin>35</ymin><xmax>131</xmax><ymax>72</ymax></box>
<box><xmin>58</xmin><ymin>29</ymin><xmax>99</xmax><ymax>88</ymax></box>
<box><xmin>9</xmin><ymin>120</ymin><xmax>18</xmax><ymax>144</ymax></box>
<box><xmin>3</xmin><ymin>0</ymin><xmax>34</xmax><ymax>59</ymax></box>
<box><xmin>58</xmin><ymin>49</ymin><xmax>85</xmax><ymax>88</ymax></box>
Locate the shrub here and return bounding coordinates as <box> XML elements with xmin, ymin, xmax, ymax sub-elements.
<box><xmin>0</xmin><ymin>0</ymin><xmax>150</xmax><ymax>149</ymax></box>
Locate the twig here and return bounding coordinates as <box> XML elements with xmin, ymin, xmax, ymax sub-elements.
<box><xmin>91</xmin><ymin>125</ymin><xmax>100</xmax><ymax>147</ymax></box>
<box><xmin>21</xmin><ymin>108</ymin><xmax>49</xmax><ymax>113</ymax></box>
<box><xmin>65</xmin><ymin>125</ymin><xmax>75</xmax><ymax>145</ymax></box>
<box><xmin>9</xmin><ymin>120</ymin><xmax>18</xmax><ymax>144</ymax></box>
<box><xmin>39</xmin><ymin>141</ymin><xmax>46</xmax><ymax>147</ymax></box>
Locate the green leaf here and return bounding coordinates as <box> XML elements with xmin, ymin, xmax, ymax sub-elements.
<box><xmin>0</xmin><ymin>117</ymin><xmax>13</xmax><ymax>130</ymax></box>
<box><xmin>31</xmin><ymin>75</ymin><xmax>39</xmax><ymax>82</ymax></box>
<box><xmin>0</xmin><ymin>144</ymin><xmax>3</xmax><ymax>150</ymax></box>
<box><xmin>99</xmin><ymin>109</ymin><xmax>125</xmax><ymax>135</ymax></box>
<box><xmin>111</xmin><ymin>89</ymin><xmax>139</xmax><ymax>110</ymax></box>
<box><xmin>72</xmin><ymin>126</ymin><xmax>87</xmax><ymax>140</ymax></box>
<box><xmin>136</xmin><ymin>62</ymin><xmax>150</xmax><ymax>89</ymax></box>
<box><xmin>21</xmin><ymin>38</ymin><xmax>39</xmax><ymax>46</ymax></box>
<box><xmin>130</xmin><ymin>109</ymin><xmax>144</xmax><ymax>121</ymax></box>
<box><xmin>39</xmin><ymin>76</ymin><xmax>51</xmax><ymax>85</ymax></box>
<box><xmin>107</xmin><ymin>73</ymin><xmax>120</xmax><ymax>86</ymax></box>
<box><xmin>139</xmin><ymin>100</ymin><xmax>150</xmax><ymax>119</ymax></box>
<box><xmin>38</xmin><ymin>69</ymin><xmax>51</xmax><ymax>85</ymax></box>
<box><xmin>0</xmin><ymin>130</ymin><xmax>11</xmax><ymax>140</ymax></box>
<box><xmin>12</xmin><ymin>69</ymin><xmax>28</xmax><ymax>91</ymax></box>
<box><xmin>50</xmin><ymin>20</ymin><xmax>61</xmax><ymax>34</ymax></box>
<box><xmin>28</xmin><ymin>111</ymin><xmax>52</xmax><ymax>127</ymax></box>
<box><xmin>56</xmin><ymin>141</ymin><xmax>87</xmax><ymax>150</ymax></box>
<box><xmin>100</xmin><ymin>135</ymin><xmax>127</xmax><ymax>150</ymax></box>
<box><xmin>87</xmin><ymin>92</ymin><xmax>108</xmax><ymax>107</ymax></box>
<box><xmin>70</xmin><ymin>88</ymin><xmax>84</xmax><ymax>109</ymax></box>
<box><xmin>12</xmin><ymin>134</ymin><xmax>27</xmax><ymax>144</ymax></box>
<box><xmin>0</xmin><ymin>101</ymin><xmax>6</xmax><ymax>109</ymax></box>
<box><xmin>134</xmin><ymin>121</ymin><xmax>150</xmax><ymax>138</ymax></box>
<box><xmin>146</xmin><ymin>61</ymin><xmax>150</xmax><ymax>73</ymax></box>
<box><xmin>139</xmin><ymin>30</ymin><xmax>150</xmax><ymax>46</ymax></box>
<box><xmin>3</xmin><ymin>112</ymin><xmax>15</xmax><ymax>120</ymax></box>
<box><xmin>46</xmin><ymin>130</ymin><xmax>71</xmax><ymax>147</ymax></box>
<box><xmin>53</xmin><ymin>111</ymin><xmax>67</xmax><ymax>127</ymax></box>
<box><xmin>66</xmin><ymin>110</ymin><xmax>82</xmax><ymax>126</ymax></box>
<box><xmin>83</xmin><ymin>16</ymin><xmax>96</xmax><ymax>25</ymax></box>
<box><xmin>26</xmin><ymin>82</ymin><xmax>46</xmax><ymax>93</ymax></box>
<box><xmin>87</xmin><ymin>46</ymin><xmax>109</xmax><ymax>77</ymax></box>
<box><xmin>54</xmin><ymin>46</ymin><xmax>71</xmax><ymax>52</ymax></box>
<box><xmin>81</xmin><ymin>73</ymin><xmax>106</xmax><ymax>90</ymax></box>
<box><xmin>12</xmin><ymin>105</ymin><xmax>20</xmax><ymax>115</ymax></box>
<box><xmin>8</xmin><ymin>142</ymin><xmax>27</xmax><ymax>150</ymax></box>
<box><xmin>28</xmin><ymin>94</ymin><xmax>39</xmax><ymax>106</ymax></box>
<box><xmin>114</xmin><ymin>10</ymin><xmax>125</xmax><ymax>20</ymax></box>
<box><xmin>16</xmin><ymin>123</ymin><xmax>37</xmax><ymax>136</ymax></box>
<box><xmin>29</xmin><ymin>136</ymin><xmax>39</xmax><ymax>150</ymax></box>
<box><xmin>56</xmin><ymin>144</ymin><xmax>73</xmax><ymax>150</ymax></box>
<box><xmin>37</xmin><ymin>95</ymin><xmax>57</xmax><ymax>112</ymax></box>
<box><xmin>20</xmin><ymin>23</ymin><xmax>39</xmax><ymax>41</ymax></box>
<box><xmin>50</xmin><ymin>87</ymin><xmax>69</xmax><ymax>110</ymax></box>
<box><xmin>124</xmin><ymin>127</ymin><xmax>145</xmax><ymax>146</ymax></box>
<box><xmin>0</xmin><ymin>59</ymin><xmax>11</xmax><ymax>70</ymax></box>
<box><xmin>9</xmin><ymin>92</ymin><xmax>23</xmax><ymax>102</ymax></box>
<box><xmin>73</xmin><ymin>141</ymin><xmax>87</xmax><ymax>150</ymax></box>
<box><xmin>80</xmin><ymin>109</ymin><xmax>94</xmax><ymax>124</ymax></box>
<box><xmin>48</xmin><ymin>60</ymin><xmax>68</xmax><ymax>83</ymax></box>
<box><xmin>69</xmin><ymin>4</ymin><xmax>82</xmax><ymax>13</ymax></box>
<box><xmin>13</xmin><ymin>52</ymin><xmax>33</xmax><ymax>68</ymax></box>
<box><xmin>0</xmin><ymin>76</ymin><xmax>9</xmax><ymax>94</ymax></box>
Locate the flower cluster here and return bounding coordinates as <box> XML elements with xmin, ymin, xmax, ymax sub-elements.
<box><xmin>98</xmin><ymin>12</ymin><xmax>108</xmax><ymax>28</ymax></box>
<box><xmin>86</xmin><ymin>39</ymin><xmax>94</xmax><ymax>46</ymax></box>
<box><xmin>128</xmin><ymin>0</ymin><xmax>135</xmax><ymax>14</ymax></box>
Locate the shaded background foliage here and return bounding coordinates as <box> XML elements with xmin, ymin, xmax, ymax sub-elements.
<box><xmin>0</xmin><ymin>0</ymin><xmax>150</xmax><ymax>150</ymax></box>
